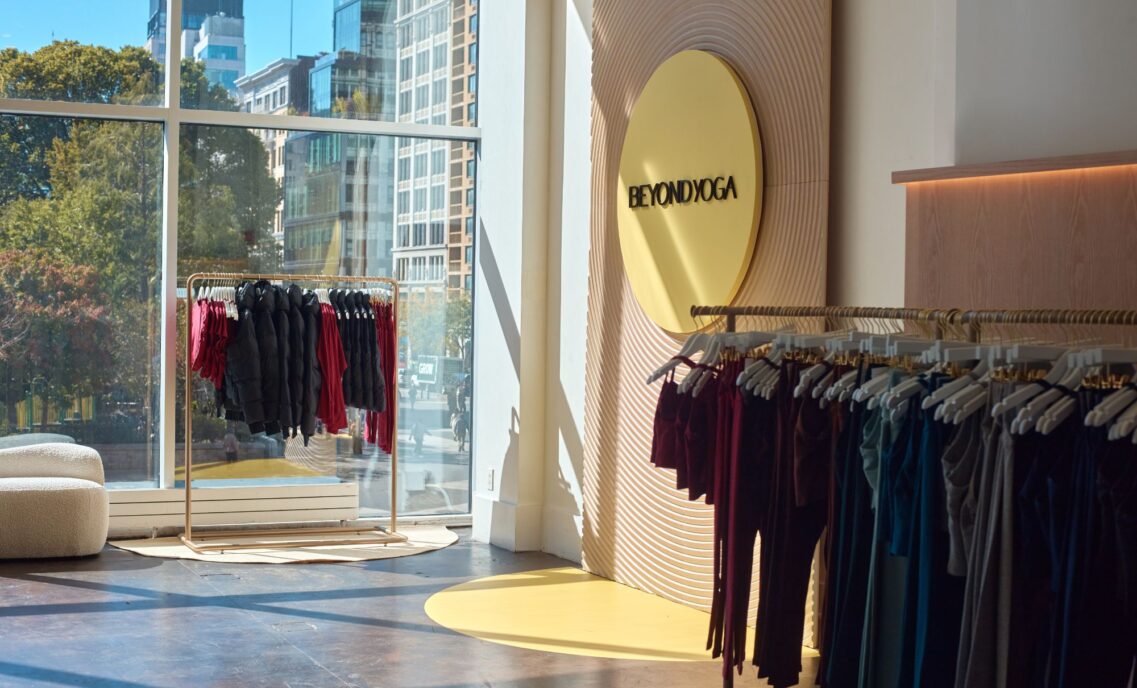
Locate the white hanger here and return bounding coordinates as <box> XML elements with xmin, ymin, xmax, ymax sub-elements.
<box><xmin>922</xmin><ymin>360</ymin><xmax>989</xmax><ymax>410</ymax></box>
<box><xmin>951</xmin><ymin>387</ymin><xmax>991</xmax><ymax>425</ymax></box>
<box><xmin>991</xmin><ymin>350</ymin><xmax>1073</xmax><ymax>417</ymax></box>
<box><xmin>827</xmin><ymin>369</ymin><xmax>860</xmax><ymax>402</ymax></box>
<box><xmin>811</xmin><ymin>368</ymin><xmax>837</xmax><ymax>400</ymax></box>
<box><xmin>795</xmin><ymin>351</ymin><xmax>837</xmax><ymax>398</ymax></box>
<box><xmin>651</xmin><ymin>332</ymin><xmax>705</xmax><ymax>386</ymax></box>
<box><xmin>1012</xmin><ymin>365</ymin><xmax>1088</xmax><ymax>434</ymax></box>
<box><xmin>1086</xmin><ymin>378</ymin><xmax>1137</xmax><ymax>428</ymax></box>
<box><xmin>736</xmin><ymin>329</ymin><xmax>795</xmax><ymax>388</ymax></box>
<box><xmin>939</xmin><ymin>374</ymin><xmax>989</xmax><ymax>422</ymax></box>
<box><xmin>1108</xmin><ymin>388</ymin><xmax>1137</xmax><ymax>439</ymax></box>
<box><xmin>853</xmin><ymin>369</ymin><xmax>893</xmax><ymax>405</ymax></box>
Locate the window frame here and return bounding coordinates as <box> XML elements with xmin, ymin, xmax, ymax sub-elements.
<box><xmin>0</xmin><ymin>0</ymin><xmax>481</xmax><ymax>490</ymax></box>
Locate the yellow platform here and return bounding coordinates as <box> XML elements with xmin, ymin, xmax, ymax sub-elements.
<box><xmin>175</xmin><ymin>458</ymin><xmax>327</xmax><ymax>481</ymax></box>
<box><xmin>424</xmin><ymin>566</ymin><xmax>758</xmax><ymax>662</ymax></box>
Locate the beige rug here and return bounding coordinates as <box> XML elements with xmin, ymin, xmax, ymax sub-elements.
<box><xmin>110</xmin><ymin>524</ymin><xmax>457</xmax><ymax>564</ymax></box>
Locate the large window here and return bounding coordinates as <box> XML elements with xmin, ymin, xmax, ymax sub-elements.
<box><xmin>0</xmin><ymin>0</ymin><xmax>479</xmax><ymax>516</ymax></box>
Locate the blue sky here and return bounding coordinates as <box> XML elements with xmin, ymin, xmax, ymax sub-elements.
<box><xmin>0</xmin><ymin>1</ymin><xmax>334</xmax><ymax>76</ymax></box>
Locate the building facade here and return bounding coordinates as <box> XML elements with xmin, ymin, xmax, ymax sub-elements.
<box><xmin>146</xmin><ymin>0</ymin><xmax>246</xmax><ymax>96</ymax></box>
<box><xmin>282</xmin><ymin>0</ymin><xmax>397</xmax><ymax>277</ymax></box>
<box><xmin>392</xmin><ymin>0</ymin><xmax>477</xmax><ymax>294</ymax></box>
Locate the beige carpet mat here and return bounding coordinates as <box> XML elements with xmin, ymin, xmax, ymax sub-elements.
<box><xmin>110</xmin><ymin>524</ymin><xmax>456</xmax><ymax>564</ymax></box>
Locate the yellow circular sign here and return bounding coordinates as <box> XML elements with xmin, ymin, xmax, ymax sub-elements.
<box><xmin>617</xmin><ymin>50</ymin><xmax>763</xmax><ymax>333</ymax></box>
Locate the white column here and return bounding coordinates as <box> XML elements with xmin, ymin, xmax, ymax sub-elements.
<box><xmin>471</xmin><ymin>0</ymin><xmax>553</xmax><ymax>550</ymax></box>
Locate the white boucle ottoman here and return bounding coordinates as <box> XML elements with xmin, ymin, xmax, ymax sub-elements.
<box><xmin>0</xmin><ymin>443</ymin><xmax>109</xmax><ymax>559</ymax></box>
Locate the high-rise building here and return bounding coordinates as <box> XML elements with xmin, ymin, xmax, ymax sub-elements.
<box><xmin>236</xmin><ymin>57</ymin><xmax>318</xmax><ymax>244</ymax></box>
<box><xmin>391</xmin><ymin>0</ymin><xmax>477</xmax><ymax>293</ymax></box>
<box><xmin>146</xmin><ymin>0</ymin><xmax>246</xmax><ymax>95</ymax></box>
<box><xmin>282</xmin><ymin>1</ymin><xmax>397</xmax><ymax>276</ymax></box>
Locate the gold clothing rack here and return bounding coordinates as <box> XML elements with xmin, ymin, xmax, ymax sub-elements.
<box><xmin>182</xmin><ymin>272</ymin><xmax>406</xmax><ymax>554</ymax></box>
<box><xmin>690</xmin><ymin>305</ymin><xmax>1137</xmax><ymax>341</ymax></box>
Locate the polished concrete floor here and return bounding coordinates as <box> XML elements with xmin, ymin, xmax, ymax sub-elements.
<box><xmin>0</xmin><ymin>530</ymin><xmax>816</xmax><ymax>687</ymax></box>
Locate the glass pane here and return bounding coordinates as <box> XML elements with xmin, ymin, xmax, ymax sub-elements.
<box><xmin>182</xmin><ymin>0</ymin><xmax>479</xmax><ymax>125</ymax></box>
<box><xmin>0</xmin><ymin>2</ymin><xmax>163</xmax><ymax>105</ymax></box>
<box><xmin>177</xmin><ymin>124</ymin><xmax>475</xmax><ymax>517</ymax></box>
<box><xmin>0</xmin><ymin>115</ymin><xmax>162</xmax><ymax>486</ymax></box>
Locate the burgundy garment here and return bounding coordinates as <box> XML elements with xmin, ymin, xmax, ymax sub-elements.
<box><xmin>721</xmin><ymin>384</ymin><xmax>777</xmax><ymax>683</ymax></box>
<box><xmin>754</xmin><ymin>363</ymin><xmax>833</xmax><ymax>688</ymax></box>
<box><xmin>651</xmin><ymin>377</ymin><xmax>680</xmax><ymax>468</ymax></box>
<box><xmin>707</xmin><ymin>358</ymin><xmax>744</xmax><ymax>661</ymax></box>
<box><xmin>686</xmin><ymin>373</ymin><xmax>719</xmax><ymax>502</ymax></box>
<box><xmin>674</xmin><ymin>389</ymin><xmax>695</xmax><ymax>490</ymax></box>
<box><xmin>315</xmin><ymin>302</ymin><xmax>348</xmax><ymax>434</ymax></box>
<box><xmin>365</xmin><ymin>301</ymin><xmax>397</xmax><ymax>452</ymax></box>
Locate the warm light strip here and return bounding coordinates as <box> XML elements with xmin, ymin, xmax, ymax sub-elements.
<box><xmin>892</xmin><ymin>150</ymin><xmax>1137</xmax><ymax>185</ymax></box>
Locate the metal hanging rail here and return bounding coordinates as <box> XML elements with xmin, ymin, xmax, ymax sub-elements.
<box><xmin>183</xmin><ymin>272</ymin><xmax>406</xmax><ymax>553</ymax></box>
<box><xmin>689</xmin><ymin>304</ymin><xmax>1137</xmax><ymax>341</ymax></box>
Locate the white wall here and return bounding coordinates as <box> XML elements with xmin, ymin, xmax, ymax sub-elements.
<box><xmin>828</xmin><ymin>0</ymin><xmax>956</xmax><ymax>306</ymax></box>
<box><xmin>956</xmin><ymin>0</ymin><xmax>1137</xmax><ymax>164</ymax></box>
<box><xmin>541</xmin><ymin>0</ymin><xmax>592</xmax><ymax>563</ymax></box>
<box><xmin>471</xmin><ymin>0</ymin><xmax>551</xmax><ymax>551</ymax></box>
<box><xmin>471</xmin><ymin>0</ymin><xmax>590</xmax><ymax>560</ymax></box>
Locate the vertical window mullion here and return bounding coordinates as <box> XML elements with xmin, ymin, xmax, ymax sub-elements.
<box><xmin>159</xmin><ymin>0</ymin><xmax>183</xmax><ymax>488</ymax></box>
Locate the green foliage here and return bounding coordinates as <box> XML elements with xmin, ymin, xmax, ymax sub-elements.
<box><xmin>0</xmin><ymin>41</ymin><xmax>282</xmax><ymax>433</ymax></box>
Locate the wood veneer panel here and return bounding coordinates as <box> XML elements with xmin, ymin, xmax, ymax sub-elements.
<box><xmin>584</xmin><ymin>0</ymin><xmax>831</xmax><ymax>636</ymax></box>
<box><xmin>893</xmin><ymin>149</ymin><xmax>1137</xmax><ymax>184</ymax></box>
<box><xmin>904</xmin><ymin>164</ymin><xmax>1137</xmax><ymax>309</ymax></box>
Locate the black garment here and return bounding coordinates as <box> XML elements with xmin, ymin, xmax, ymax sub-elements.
<box><xmin>333</xmin><ymin>290</ymin><xmax>353</xmax><ymax>409</ymax></box>
<box><xmin>896</xmin><ymin>383</ymin><xmax>964</xmax><ymax>688</ymax></box>
<box><xmin>272</xmin><ymin>285</ymin><xmax>293</xmax><ymax>436</ymax></box>
<box><xmin>821</xmin><ymin>368</ymin><xmax>876</xmax><ymax>688</ymax></box>
<box><xmin>250</xmin><ymin>280</ymin><xmax>281</xmax><ymax>435</ymax></box>
<box><xmin>286</xmin><ymin>285</ymin><xmax>305</xmax><ymax>436</ymax></box>
<box><xmin>358</xmin><ymin>293</ymin><xmax>375</xmax><ymax>411</ymax></box>
<box><xmin>299</xmin><ymin>291</ymin><xmax>323</xmax><ymax>445</ymax></box>
<box><xmin>219</xmin><ymin>282</ymin><xmax>265</xmax><ymax>433</ymax></box>
<box><xmin>350</xmin><ymin>291</ymin><xmax>365</xmax><ymax>409</ymax></box>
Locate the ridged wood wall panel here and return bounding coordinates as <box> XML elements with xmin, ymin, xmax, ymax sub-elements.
<box><xmin>583</xmin><ymin>0</ymin><xmax>832</xmax><ymax>631</ymax></box>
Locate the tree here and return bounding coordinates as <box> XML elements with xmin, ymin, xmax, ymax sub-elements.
<box><xmin>0</xmin><ymin>42</ymin><xmax>282</xmax><ymax>434</ymax></box>
<box><xmin>0</xmin><ymin>250</ymin><xmax>114</xmax><ymax>430</ymax></box>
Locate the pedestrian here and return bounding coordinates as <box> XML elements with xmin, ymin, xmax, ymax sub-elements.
<box><xmin>223</xmin><ymin>430</ymin><xmax>238</xmax><ymax>463</ymax></box>
<box><xmin>412</xmin><ymin>421</ymin><xmax>426</xmax><ymax>456</ymax></box>
<box><xmin>453</xmin><ymin>412</ymin><xmax>469</xmax><ymax>452</ymax></box>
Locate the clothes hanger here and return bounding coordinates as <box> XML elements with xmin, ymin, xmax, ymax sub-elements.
<box><xmin>1012</xmin><ymin>364</ymin><xmax>1088</xmax><ymax>434</ymax></box>
<box><xmin>991</xmin><ymin>349</ymin><xmax>1073</xmax><ymax>417</ymax></box>
<box><xmin>647</xmin><ymin>332</ymin><xmax>712</xmax><ymax>385</ymax></box>
<box><xmin>735</xmin><ymin>328</ymin><xmax>795</xmax><ymax>388</ymax></box>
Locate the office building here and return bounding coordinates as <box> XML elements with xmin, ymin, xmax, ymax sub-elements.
<box><xmin>145</xmin><ymin>0</ymin><xmax>246</xmax><ymax>95</ymax></box>
<box><xmin>282</xmin><ymin>0</ymin><xmax>397</xmax><ymax>276</ymax></box>
<box><xmin>236</xmin><ymin>57</ymin><xmax>318</xmax><ymax>243</ymax></box>
<box><xmin>392</xmin><ymin>0</ymin><xmax>476</xmax><ymax>293</ymax></box>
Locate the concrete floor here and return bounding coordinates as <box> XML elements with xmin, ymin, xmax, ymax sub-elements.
<box><xmin>0</xmin><ymin>530</ymin><xmax>816</xmax><ymax>687</ymax></box>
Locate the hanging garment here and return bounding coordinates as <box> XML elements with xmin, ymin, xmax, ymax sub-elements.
<box><xmin>674</xmin><ymin>389</ymin><xmax>694</xmax><ymax>491</ymax></box>
<box><xmin>859</xmin><ymin>375</ymin><xmax>908</xmax><ymax>688</ymax></box>
<box><xmin>365</xmin><ymin>299</ymin><xmax>397</xmax><ymax>453</ymax></box>
<box><xmin>652</xmin><ymin>374</ymin><xmax>680</xmax><ymax>470</ymax></box>
<box><xmin>895</xmin><ymin>380</ymin><xmax>965</xmax><ymax>688</ymax></box>
<box><xmin>218</xmin><ymin>282</ymin><xmax>266</xmax><ymax>434</ymax></box>
<box><xmin>286</xmin><ymin>285</ymin><xmax>305</xmax><ymax>437</ymax></box>
<box><xmin>300</xmin><ymin>291</ymin><xmax>323</xmax><ymax>445</ymax></box>
<box><xmin>316</xmin><ymin>300</ymin><xmax>348</xmax><ymax>434</ymax></box>
<box><xmin>820</xmin><ymin>366</ymin><xmax>875</xmax><ymax>688</ymax></box>
<box><xmin>251</xmin><ymin>280</ymin><xmax>281</xmax><ymax>435</ymax></box>
<box><xmin>754</xmin><ymin>364</ymin><xmax>832</xmax><ymax>688</ymax></box>
<box><xmin>955</xmin><ymin>384</ymin><xmax>1015</xmax><ymax>688</ymax></box>
<box><xmin>272</xmin><ymin>285</ymin><xmax>293</xmax><ymax>436</ymax></box>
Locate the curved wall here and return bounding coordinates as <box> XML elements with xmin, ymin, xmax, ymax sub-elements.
<box><xmin>583</xmin><ymin>0</ymin><xmax>831</xmax><ymax>619</ymax></box>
